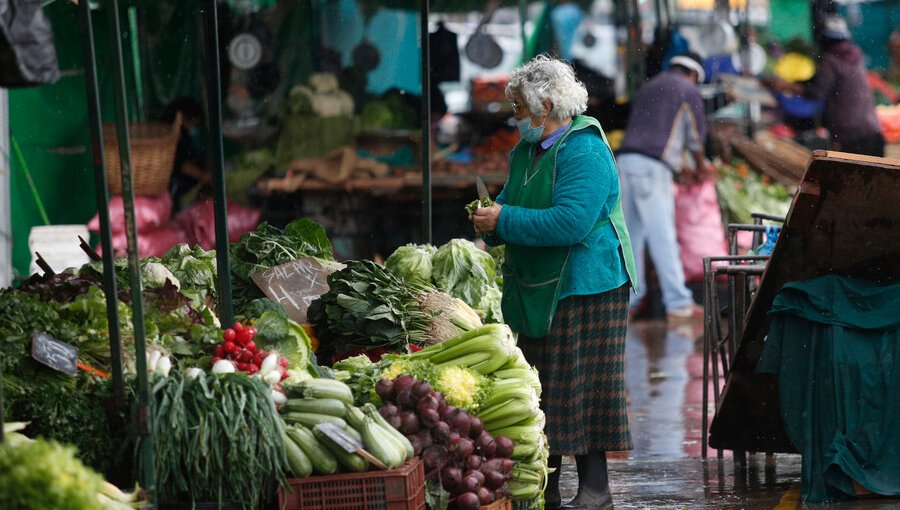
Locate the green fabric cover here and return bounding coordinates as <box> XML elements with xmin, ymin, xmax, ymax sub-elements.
<box><xmin>757</xmin><ymin>275</ymin><xmax>900</xmax><ymax>503</ymax></box>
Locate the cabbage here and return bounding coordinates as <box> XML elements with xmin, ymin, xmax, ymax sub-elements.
<box><xmin>385</xmin><ymin>244</ymin><xmax>436</xmax><ymax>284</ymax></box>
<box><xmin>432</xmin><ymin>239</ymin><xmax>503</xmax><ymax>323</ymax></box>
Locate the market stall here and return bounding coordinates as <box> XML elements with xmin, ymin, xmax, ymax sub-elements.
<box><xmin>709</xmin><ymin>151</ymin><xmax>900</xmax><ymax>501</ymax></box>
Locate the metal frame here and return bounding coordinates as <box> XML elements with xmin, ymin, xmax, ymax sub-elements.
<box><xmin>701</xmin><ymin>215</ymin><xmax>785</xmax><ymax>461</ymax></box>
<box><xmin>70</xmin><ymin>1</ymin><xmax>234</xmax><ymax>503</ymax></box>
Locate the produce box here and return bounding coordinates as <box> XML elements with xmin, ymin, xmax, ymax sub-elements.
<box><xmin>480</xmin><ymin>498</ymin><xmax>512</xmax><ymax>510</ymax></box>
<box><xmin>278</xmin><ymin>458</ymin><xmax>425</xmax><ymax>510</ymax></box>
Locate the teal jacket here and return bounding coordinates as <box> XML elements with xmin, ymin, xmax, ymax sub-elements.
<box><xmin>485</xmin><ymin>129</ymin><xmax>630</xmax><ymax>299</ymax></box>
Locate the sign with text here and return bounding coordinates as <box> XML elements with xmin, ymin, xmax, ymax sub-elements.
<box><xmin>31</xmin><ymin>332</ymin><xmax>78</xmax><ymax>376</ymax></box>
<box><xmin>251</xmin><ymin>257</ymin><xmax>332</xmax><ymax>323</ymax></box>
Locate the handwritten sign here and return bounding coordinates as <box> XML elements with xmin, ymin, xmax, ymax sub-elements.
<box><xmin>31</xmin><ymin>332</ymin><xmax>78</xmax><ymax>376</ymax></box>
<box><xmin>251</xmin><ymin>257</ymin><xmax>334</xmax><ymax>323</ymax></box>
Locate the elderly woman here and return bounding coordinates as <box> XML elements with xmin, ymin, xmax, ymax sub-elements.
<box><xmin>471</xmin><ymin>55</ymin><xmax>637</xmax><ymax>510</ymax></box>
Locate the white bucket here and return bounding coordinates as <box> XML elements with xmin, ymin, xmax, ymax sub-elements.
<box><xmin>28</xmin><ymin>225</ymin><xmax>91</xmax><ymax>276</ymax></box>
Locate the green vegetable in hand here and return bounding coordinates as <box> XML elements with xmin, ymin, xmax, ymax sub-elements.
<box><xmin>465</xmin><ymin>197</ymin><xmax>494</xmax><ymax>215</ymax></box>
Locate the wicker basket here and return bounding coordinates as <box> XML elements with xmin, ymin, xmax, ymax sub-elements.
<box><xmin>103</xmin><ymin>112</ymin><xmax>182</xmax><ymax>196</ymax></box>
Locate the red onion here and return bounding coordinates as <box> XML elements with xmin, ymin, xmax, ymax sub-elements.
<box><xmin>456</xmin><ymin>492</ymin><xmax>481</xmax><ymax>510</ymax></box>
<box><xmin>441</xmin><ymin>466</ymin><xmax>462</xmax><ymax>492</ymax></box>
<box><xmin>411</xmin><ymin>380</ymin><xmax>433</xmax><ymax>400</ymax></box>
<box><xmin>495</xmin><ymin>435</ymin><xmax>515</xmax><ymax>458</ymax></box>
<box><xmin>375</xmin><ymin>379</ymin><xmax>394</xmax><ymax>401</ymax></box>
<box><xmin>476</xmin><ymin>487</ymin><xmax>495</xmax><ymax>505</ymax></box>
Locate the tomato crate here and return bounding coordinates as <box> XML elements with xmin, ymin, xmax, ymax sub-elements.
<box><xmin>278</xmin><ymin>458</ymin><xmax>425</xmax><ymax>510</ymax></box>
<box><xmin>481</xmin><ymin>498</ymin><xmax>512</xmax><ymax>510</ymax></box>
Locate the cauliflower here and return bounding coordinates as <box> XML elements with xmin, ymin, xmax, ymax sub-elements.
<box><xmin>309</xmin><ymin>73</ymin><xmax>339</xmax><ymax>93</ymax></box>
<box><xmin>142</xmin><ymin>262</ymin><xmax>180</xmax><ymax>289</ymax></box>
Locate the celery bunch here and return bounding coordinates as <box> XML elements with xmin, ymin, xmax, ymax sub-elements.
<box><xmin>401</xmin><ymin>324</ymin><xmax>551</xmax><ymax>507</ymax></box>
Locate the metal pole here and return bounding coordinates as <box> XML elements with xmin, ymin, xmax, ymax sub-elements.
<box><xmin>78</xmin><ymin>0</ymin><xmax>126</xmax><ymax>409</ymax></box>
<box><xmin>201</xmin><ymin>0</ymin><xmax>234</xmax><ymax>326</ymax></box>
<box><xmin>420</xmin><ymin>0</ymin><xmax>432</xmax><ymax>244</ymax></box>
<box><xmin>106</xmin><ymin>0</ymin><xmax>155</xmax><ymax>500</ymax></box>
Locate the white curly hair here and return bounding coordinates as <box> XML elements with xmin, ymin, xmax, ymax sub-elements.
<box><xmin>505</xmin><ymin>55</ymin><xmax>588</xmax><ymax>120</ymax></box>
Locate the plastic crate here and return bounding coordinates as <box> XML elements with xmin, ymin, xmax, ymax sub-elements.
<box><xmin>278</xmin><ymin>458</ymin><xmax>425</xmax><ymax>510</ymax></box>
<box><xmin>481</xmin><ymin>498</ymin><xmax>513</xmax><ymax>510</ymax></box>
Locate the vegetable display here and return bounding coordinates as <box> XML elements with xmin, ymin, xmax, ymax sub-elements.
<box><xmin>230</xmin><ymin>218</ymin><xmax>339</xmax><ymax>312</ymax></box>
<box><xmin>308</xmin><ymin>260</ymin><xmax>482</xmax><ymax>360</ymax></box>
<box><xmin>277</xmin><ymin>378</ymin><xmax>415</xmax><ymax>477</ymax></box>
<box><xmin>148</xmin><ymin>370</ymin><xmax>287</xmax><ymax>509</ymax></box>
<box><xmin>715</xmin><ymin>161</ymin><xmax>792</xmax><ymax>225</ymax></box>
<box><xmin>0</xmin><ymin>427</ymin><xmax>143</xmax><ymax>510</ymax></box>
<box><xmin>386</xmin><ymin>239</ymin><xmax>504</xmax><ymax>324</ymax></box>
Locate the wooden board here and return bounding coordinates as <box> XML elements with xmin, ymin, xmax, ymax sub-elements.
<box><xmin>251</xmin><ymin>257</ymin><xmax>335</xmax><ymax>324</ymax></box>
<box><xmin>709</xmin><ymin>151</ymin><xmax>900</xmax><ymax>453</ymax></box>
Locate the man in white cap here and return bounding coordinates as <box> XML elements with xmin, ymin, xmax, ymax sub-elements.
<box><xmin>616</xmin><ymin>51</ymin><xmax>710</xmax><ymax>321</ymax></box>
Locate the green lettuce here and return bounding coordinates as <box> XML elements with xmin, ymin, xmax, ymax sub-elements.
<box><xmin>385</xmin><ymin>243</ymin><xmax>436</xmax><ymax>284</ymax></box>
<box><xmin>432</xmin><ymin>239</ymin><xmax>503</xmax><ymax>323</ymax></box>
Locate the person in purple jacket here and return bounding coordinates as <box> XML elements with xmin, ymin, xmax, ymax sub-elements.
<box><xmin>616</xmin><ymin>51</ymin><xmax>710</xmax><ymax>321</ymax></box>
<box><xmin>766</xmin><ymin>15</ymin><xmax>885</xmax><ymax>157</ymax></box>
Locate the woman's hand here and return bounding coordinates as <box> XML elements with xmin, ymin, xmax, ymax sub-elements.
<box><xmin>471</xmin><ymin>204</ymin><xmax>503</xmax><ymax>235</ymax></box>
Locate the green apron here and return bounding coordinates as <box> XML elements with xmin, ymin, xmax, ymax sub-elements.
<box><xmin>501</xmin><ymin>116</ymin><xmax>637</xmax><ymax>338</ymax></box>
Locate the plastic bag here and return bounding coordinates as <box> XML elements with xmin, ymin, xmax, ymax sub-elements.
<box><xmin>87</xmin><ymin>194</ymin><xmax>173</xmax><ymax>235</ymax></box>
<box><xmin>175</xmin><ymin>199</ymin><xmax>261</xmax><ymax>250</ymax></box>
<box><xmin>0</xmin><ymin>0</ymin><xmax>60</xmax><ymax>87</ymax></box>
<box><xmin>96</xmin><ymin>222</ymin><xmax>190</xmax><ymax>259</ymax></box>
<box><xmin>675</xmin><ymin>178</ymin><xmax>729</xmax><ymax>283</ymax></box>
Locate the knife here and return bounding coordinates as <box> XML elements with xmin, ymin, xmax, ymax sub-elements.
<box><xmin>475</xmin><ymin>175</ymin><xmax>490</xmax><ymax>201</ymax></box>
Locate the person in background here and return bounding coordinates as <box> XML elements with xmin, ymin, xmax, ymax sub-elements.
<box><xmin>471</xmin><ymin>55</ymin><xmax>637</xmax><ymax>510</ymax></box>
<box><xmin>887</xmin><ymin>28</ymin><xmax>900</xmax><ymax>82</ymax></box>
<box><xmin>163</xmin><ymin>97</ymin><xmax>211</xmax><ymax>214</ymax></box>
<box><xmin>765</xmin><ymin>15</ymin><xmax>885</xmax><ymax>157</ymax></box>
<box><xmin>616</xmin><ymin>51</ymin><xmax>708</xmax><ymax>321</ymax></box>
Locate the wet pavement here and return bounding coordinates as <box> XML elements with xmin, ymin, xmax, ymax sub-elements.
<box><xmin>554</xmin><ymin>319</ymin><xmax>900</xmax><ymax>510</ymax></box>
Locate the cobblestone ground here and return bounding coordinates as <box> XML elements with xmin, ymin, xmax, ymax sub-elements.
<box><xmin>551</xmin><ymin>319</ymin><xmax>900</xmax><ymax>510</ymax></box>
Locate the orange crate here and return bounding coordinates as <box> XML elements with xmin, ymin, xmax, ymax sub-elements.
<box><xmin>481</xmin><ymin>498</ymin><xmax>513</xmax><ymax>510</ymax></box>
<box><xmin>481</xmin><ymin>498</ymin><xmax>512</xmax><ymax>510</ymax></box>
<box><xmin>278</xmin><ymin>458</ymin><xmax>425</xmax><ymax>510</ymax></box>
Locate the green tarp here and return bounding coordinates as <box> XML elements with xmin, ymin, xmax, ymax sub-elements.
<box><xmin>757</xmin><ymin>275</ymin><xmax>900</xmax><ymax>503</ymax></box>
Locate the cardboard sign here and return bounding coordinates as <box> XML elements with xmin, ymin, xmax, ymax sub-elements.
<box><xmin>31</xmin><ymin>332</ymin><xmax>78</xmax><ymax>376</ymax></box>
<box><xmin>251</xmin><ymin>257</ymin><xmax>332</xmax><ymax>323</ymax></box>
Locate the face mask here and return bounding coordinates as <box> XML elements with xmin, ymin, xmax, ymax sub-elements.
<box><xmin>517</xmin><ymin>116</ymin><xmax>546</xmax><ymax>144</ymax></box>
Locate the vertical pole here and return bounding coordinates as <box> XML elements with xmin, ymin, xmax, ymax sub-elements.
<box><xmin>78</xmin><ymin>0</ymin><xmax>125</xmax><ymax>408</ymax></box>
<box><xmin>202</xmin><ymin>0</ymin><xmax>234</xmax><ymax>327</ymax></box>
<box><xmin>107</xmin><ymin>0</ymin><xmax>155</xmax><ymax>500</ymax></box>
<box><xmin>0</xmin><ymin>359</ymin><xmax>5</xmax><ymax>442</ymax></box>
<box><xmin>420</xmin><ymin>0</ymin><xmax>432</xmax><ymax>244</ymax></box>
<box><xmin>518</xmin><ymin>0</ymin><xmax>528</xmax><ymax>58</ymax></box>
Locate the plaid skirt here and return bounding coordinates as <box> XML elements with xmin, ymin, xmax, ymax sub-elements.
<box><xmin>518</xmin><ymin>285</ymin><xmax>632</xmax><ymax>455</ymax></box>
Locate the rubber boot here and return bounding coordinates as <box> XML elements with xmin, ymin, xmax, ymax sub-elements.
<box><xmin>562</xmin><ymin>452</ymin><xmax>613</xmax><ymax>510</ymax></box>
<box><xmin>545</xmin><ymin>455</ymin><xmax>563</xmax><ymax>510</ymax></box>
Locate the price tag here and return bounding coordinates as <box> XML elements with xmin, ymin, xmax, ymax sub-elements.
<box><xmin>31</xmin><ymin>332</ymin><xmax>78</xmax><ymax>376</ymax></box>
<box><xmin>251</xmin><ymin>257</ymin><xmax>333</xmax><ymax>324</ymax></box>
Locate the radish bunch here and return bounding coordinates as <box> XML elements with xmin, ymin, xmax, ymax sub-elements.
<box><xmin>377</xmin><ymin>375</ymin><xmax>515</xmax><ymax>509</ymax></box>
<box><xmin>212</xmin><ymin>321</ymin><xmax>289</xmax><ymax>382</ymax></box>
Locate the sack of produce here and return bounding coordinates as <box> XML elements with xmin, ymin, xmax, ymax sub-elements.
<box><xmin>87</xmin><ymin>193</ymin><xmax>173</xmax><ymax>234</ymax></box>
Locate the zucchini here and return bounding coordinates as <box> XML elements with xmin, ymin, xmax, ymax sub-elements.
<box><xmin>313</xmin><ymin>425</ymin><xmax>368</xmax><ymax>472</ymax></box>
<box><xmin>361</xmin><ymin>416</ymin><xmax>405</xmax><ymax>469</ymax></box>
<box><xmin>282</xmin><ymin>412</ymin><xmax>347</xmax><ymax>429</ymax></box>
<box><xmin>283</xmin><ymin>430</ymin><xmax>313</xmax><ymax>477</ymax></box>
<box><xmin>284</xmin><ymin>398</ymin><xmax>348</xmax><ymax>417</ymax></box>
<box><xmin>287</xmin><ymin>426</ymin><xmax>338</xmax><ymax>475</ymax></box>
<box><xmin>343</xmin><ymin>424</ymin><xmax>363</xmax><ymax>444</ymax></box>
<box><xmin>285</xmin><ymin>379</ymin><xmax>354</xmax><ymax>405</ymax></box>
<box><xmin>363</xmin><ymin>403</ymin><xmax>414</xmax><ymax>460</ymax></box>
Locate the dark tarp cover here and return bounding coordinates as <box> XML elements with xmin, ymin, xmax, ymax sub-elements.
<box><xmin>757</xmin><ymin>274</ymin><xmax>900</xmax><ymax>503</ymax></box>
